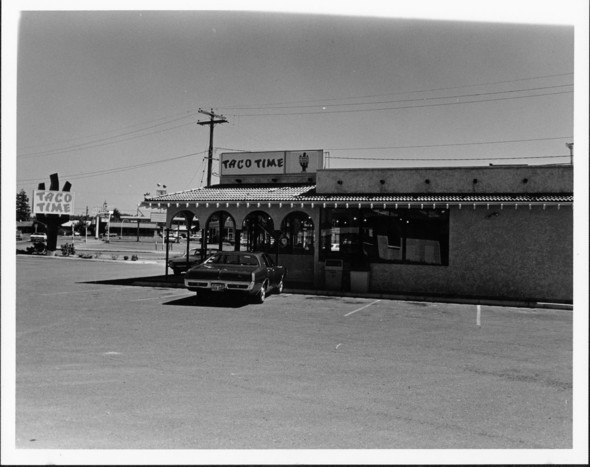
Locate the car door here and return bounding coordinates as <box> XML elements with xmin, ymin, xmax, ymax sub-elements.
<box><xmin>262</xmin><ymin>254</ymin><xmax>279</xmax><ymax>286</ymax></box>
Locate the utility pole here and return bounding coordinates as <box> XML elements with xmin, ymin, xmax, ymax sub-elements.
<box><xmin>565</xmin><ymin>142</ymin><xmax>573</xmax><ymax>165</ymax></box>
<box><xmin>197</xmin><ymin>108</ymin><xmax>228</xmax><ymax>187</ymax></box>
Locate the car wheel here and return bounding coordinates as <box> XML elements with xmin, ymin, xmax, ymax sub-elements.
<box><xmin>254</xmin><ymin>283</ymin><xmax>267</xmax><ymax>304</ymax></box>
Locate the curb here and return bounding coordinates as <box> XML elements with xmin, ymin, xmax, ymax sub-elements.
<box><xmin>17</xmin><ymin>253</ymin><xmax>162</xmax><ymax>266</ymax></box>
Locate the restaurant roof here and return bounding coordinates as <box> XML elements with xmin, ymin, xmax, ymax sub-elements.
<box><xmin>143</xmin><ymin>184</ymin><xmax>572</xmax><ymax>207</ymax></box>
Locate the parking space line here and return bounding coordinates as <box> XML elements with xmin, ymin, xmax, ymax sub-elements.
<box><xmin>344</xmin><ymin>299</ymin><xmax>381</xmax><ymax>317</ymax></box>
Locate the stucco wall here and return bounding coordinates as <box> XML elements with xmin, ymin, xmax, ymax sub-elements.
<box><xmin>370</xmin><ymin>205</ymin><xmax>573</xmax><ymax>302</ymax></box>
<box><xmin>316</xmin><ymin>165</ymin><xmax>573</xmax><ymax>194</ymax></box>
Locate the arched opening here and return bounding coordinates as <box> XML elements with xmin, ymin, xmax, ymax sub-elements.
<box><xmin>205</xmin><ymin>211</ymin><xmax>236</xmax><ymax>252</ymax></box>
<box><xmin>241</xmin><ymin>211</ymin><xmax>274</xmax><ymax>252</ymax></box>
<box><xmin>279</xmin><ymin>211</ymin><xmax>314</xmax><ymax>255</ymax></box>
<box><xmin>163</xmin><ymin>209</ymin><xmax>203</xmax><ymax>275</ymax></box>
<box><xmin>167</xmin><ymin>209</ymin><xmax>200</xmax><ymax>243</ymax></box>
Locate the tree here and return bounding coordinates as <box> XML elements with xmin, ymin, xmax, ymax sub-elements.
<box><xmin>112</xmin><ymin>208</ymin><xmax>122</xmax><ymax>222</ymax></box>
<box><xmin>16</xmin><ymin>189</ymin><xmax>31</xmax><ymax>221</ymax></box>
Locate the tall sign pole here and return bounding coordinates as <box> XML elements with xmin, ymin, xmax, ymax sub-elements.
<box><xmin>197</xmin><ymin>108</ymin><xmax>228</xmax><ymax>187</ymax></box>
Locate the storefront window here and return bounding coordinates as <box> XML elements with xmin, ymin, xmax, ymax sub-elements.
<box><xmin>279</xmin><ymin>212</ymin><xmax>314</xmax><ymax>255</ymax></box>
<box><xmin>320</xmin><ymin>208</ymin><xmax>362</xmax><ymax>261</ymax></box>
<box><xmin>241</xmin><ymin>211</ymin><xmax>275</xmax><ymax>252</ymax></box>
<box><xmin>321</xmin><ymin>208</ymin><xmax>449</xmax><ymax>266</ymax></box>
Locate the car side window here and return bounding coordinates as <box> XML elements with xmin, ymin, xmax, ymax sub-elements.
<box><xmin>240</xmin><ymin>255</ymin><xmax>259</xmax><ymax>266</ymax></box>
<box><xmin>206</xmin><ymin>254</ymin><xmax>222</xmax><ymax>264</ymax></box>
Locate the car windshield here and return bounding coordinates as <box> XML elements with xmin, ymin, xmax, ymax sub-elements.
<box><xmin>205</xmin><ymin>254</ymin><xmax>260</xmax><ymax>266</ymax></box>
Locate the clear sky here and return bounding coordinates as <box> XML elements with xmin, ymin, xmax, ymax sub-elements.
<box><xmin>6</xmin><ymin>1</ymin><xmax>582</xmax><ymax>216</ymax></box>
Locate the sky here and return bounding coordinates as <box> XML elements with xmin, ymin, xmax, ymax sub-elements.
<box><xmin>4</xmin><ymin>1</ymin><xmax>584</xmax><ymax>217</ymax></box>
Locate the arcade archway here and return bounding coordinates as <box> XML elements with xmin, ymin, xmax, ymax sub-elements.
<box><xmin>241</xmin><ymin>211</ymin><xmax>275</xmax><ymax>252</ymax></box>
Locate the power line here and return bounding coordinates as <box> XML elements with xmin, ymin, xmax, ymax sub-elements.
<box><xmin>17</xmin><ymin>76</ymin><xmax>574</xmax><ymax>159</ymax></box>
<box><xmin>19</xmin><ymin>118</ymin><xmax>196</xmax><ymax>159</ymax></box>
<box><xmin>18</xmin><ymin>109</ymin><xmax>201</xmax><ymax>152</ymax></box>
<box><xmin>17</xmin><ymin>150</ymin><xmax>208</xmax><ymax>183</ymax></box>
<box><xmin>324</xmin><ymin>136</ymin><xmax>573</xmax><ymax>152</ymax></box>
<box><xmin>218</xmin><ymin>136</ymin><xmax>572</xmax><ymax>154</ymax></box>
<box><xmin>221</xmin><ymin>84</ymin><xmax>572</xmax><ymax>111</ymax></box>
<box><xmin>229</xmin><ymin>90</ymin><xmax>572</xmax><ymax>117</ymax></box>
<box><xmin>218</xmin><ymin>72</ymin><xmax>573</xmax><ymax>110</ymax></box>
<box><xmin>19</xmin><ymin>73</ymin><xmax>573</xmax><ymax>156</ymax></box>
<box><xmin>330</xmin><ymin>154</ymin><xmax>570</xmax><ymax>162</ymax></box>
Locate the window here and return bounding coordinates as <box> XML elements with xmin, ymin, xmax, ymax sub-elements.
<box><xmin>320</xmin><ymin>208</ymin><xmax>362</xmax><ymax>260</ymax></box>
<box><xmin>262</xmin><ymin>254</ymin><xmax>275</xmax><ymax>267</ymax></box>
<box><xmin>241</xmin><ymin>211</ymin><xmax>275</xmax><ymax>252</ymax></box>
<box><xmin>321</xmin><ymin>208</ymin><xmax>449</xmax><ymax>266</ymax></box>
<box><xmin>279</xmin><ymin>212</ymin><xmax>314</xmax><ymax>255</ymax></box>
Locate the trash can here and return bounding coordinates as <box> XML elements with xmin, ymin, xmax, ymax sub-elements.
<box><xmin>324</xmin><ymin>259</ymin><xmax>344</xmax><ymax>290</ymax></box>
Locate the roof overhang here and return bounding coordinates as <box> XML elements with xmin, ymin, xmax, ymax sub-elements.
<box><xmin>142</xmin><ymin>185</ymin><xmax>572</xmax><ymax>210</ymax></box>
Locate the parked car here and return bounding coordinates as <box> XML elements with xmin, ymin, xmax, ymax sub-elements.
<box><xmin>164</xmin><ymin>233</ymin><xmax>180</xmax><ymax>243</ymax></box>
<box><xmin>184</xmin><ymin>251</ymin><xmax>286</xmax><ymax>303</ymax></box>
<box><xmin>168</xmin><ymin>248</ymin><xmax>214</xmax><ymax>275</ymax></box>
<box><xmin>30</xmin><ymin>233</ymin><xmax>47</xmax><ymax>242</ymax></box>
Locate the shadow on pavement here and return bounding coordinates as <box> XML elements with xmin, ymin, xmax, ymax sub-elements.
<box><xmin>81</xmin><ymin>275</ymin><xmax>184</xmax><ymax>287</ymax></box>
<box><xmin>163</xmin><ymin>293</ymin><xmax>249</xmax><ymax>309</ymax></box>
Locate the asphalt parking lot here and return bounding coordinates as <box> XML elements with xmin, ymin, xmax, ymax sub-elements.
<box><xmin>12</xmin><ymin>255</ymin><xmax>573</xmax><ymax>453</ymax></box>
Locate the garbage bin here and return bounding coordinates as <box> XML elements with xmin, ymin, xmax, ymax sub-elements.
<box><xmin>324</xmin><ymin>259</ymin><xmax>343</xmax><ymax>290</ymax></box>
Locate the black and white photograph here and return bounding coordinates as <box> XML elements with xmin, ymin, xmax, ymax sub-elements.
<box><xmin>2</xmin><ymin>0</ymin><xmax>588</xmax><ymax>464</ymax></box>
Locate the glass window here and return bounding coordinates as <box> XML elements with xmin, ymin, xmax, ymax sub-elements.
<box><xmin>320</xmin><ymin>208</ymin><xmax>362</xmax><ymax>261</ymax></box>
<box><xmin>241</xmin><ymin>211</ymin><xmax>275</xmax><ymax>253</ymax></box>
<box><xmin>321</xmin><ymin>208</ymin><xmax>449</xmax><ymax>266</ymax></box>
<box><xmin>262</xmin><ymin>254</ymin><xmax>275</xmax><ymax>267</ymax></box>
<box><xmin>279</xmin><ymin>212</ymin><xmax>314</xmax><ymax>255</ymax></box>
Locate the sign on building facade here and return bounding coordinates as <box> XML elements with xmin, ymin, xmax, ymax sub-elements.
<box><xmin>220</xmin><ymin>150</ymin><xmax>323</xmax><ymax>176</ymax></box>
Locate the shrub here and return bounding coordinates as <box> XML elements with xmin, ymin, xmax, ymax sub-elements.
<box><xmin>131</xmin><ymin>254</ymin><xmax>138</xmax><ymax>261</ymax></box>
<box><xmin>124</xmin><ymin>255</ymin><xmax>129</xmax><ymax>260</ymax></box>
<box><xmin>60</xmin><ymin>243</ymin><xmax>76</xmax><ymax>256</ymax></box>
<box><xmin>111</xmin><ymin>254</ymin><xmax>118</xmax><ymax>260</ymax></box>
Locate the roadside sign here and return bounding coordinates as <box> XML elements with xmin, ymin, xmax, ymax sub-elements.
<box><xmin>33</xmin><ymin>190</ymin><xmax>74</xmax><ymax>215</ymax></box>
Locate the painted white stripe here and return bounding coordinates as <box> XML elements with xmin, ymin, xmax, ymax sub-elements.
<box><xmin>344</xmin><ymin>299</ymin><xmax>381</xmax><ymax>317</ymax></box>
